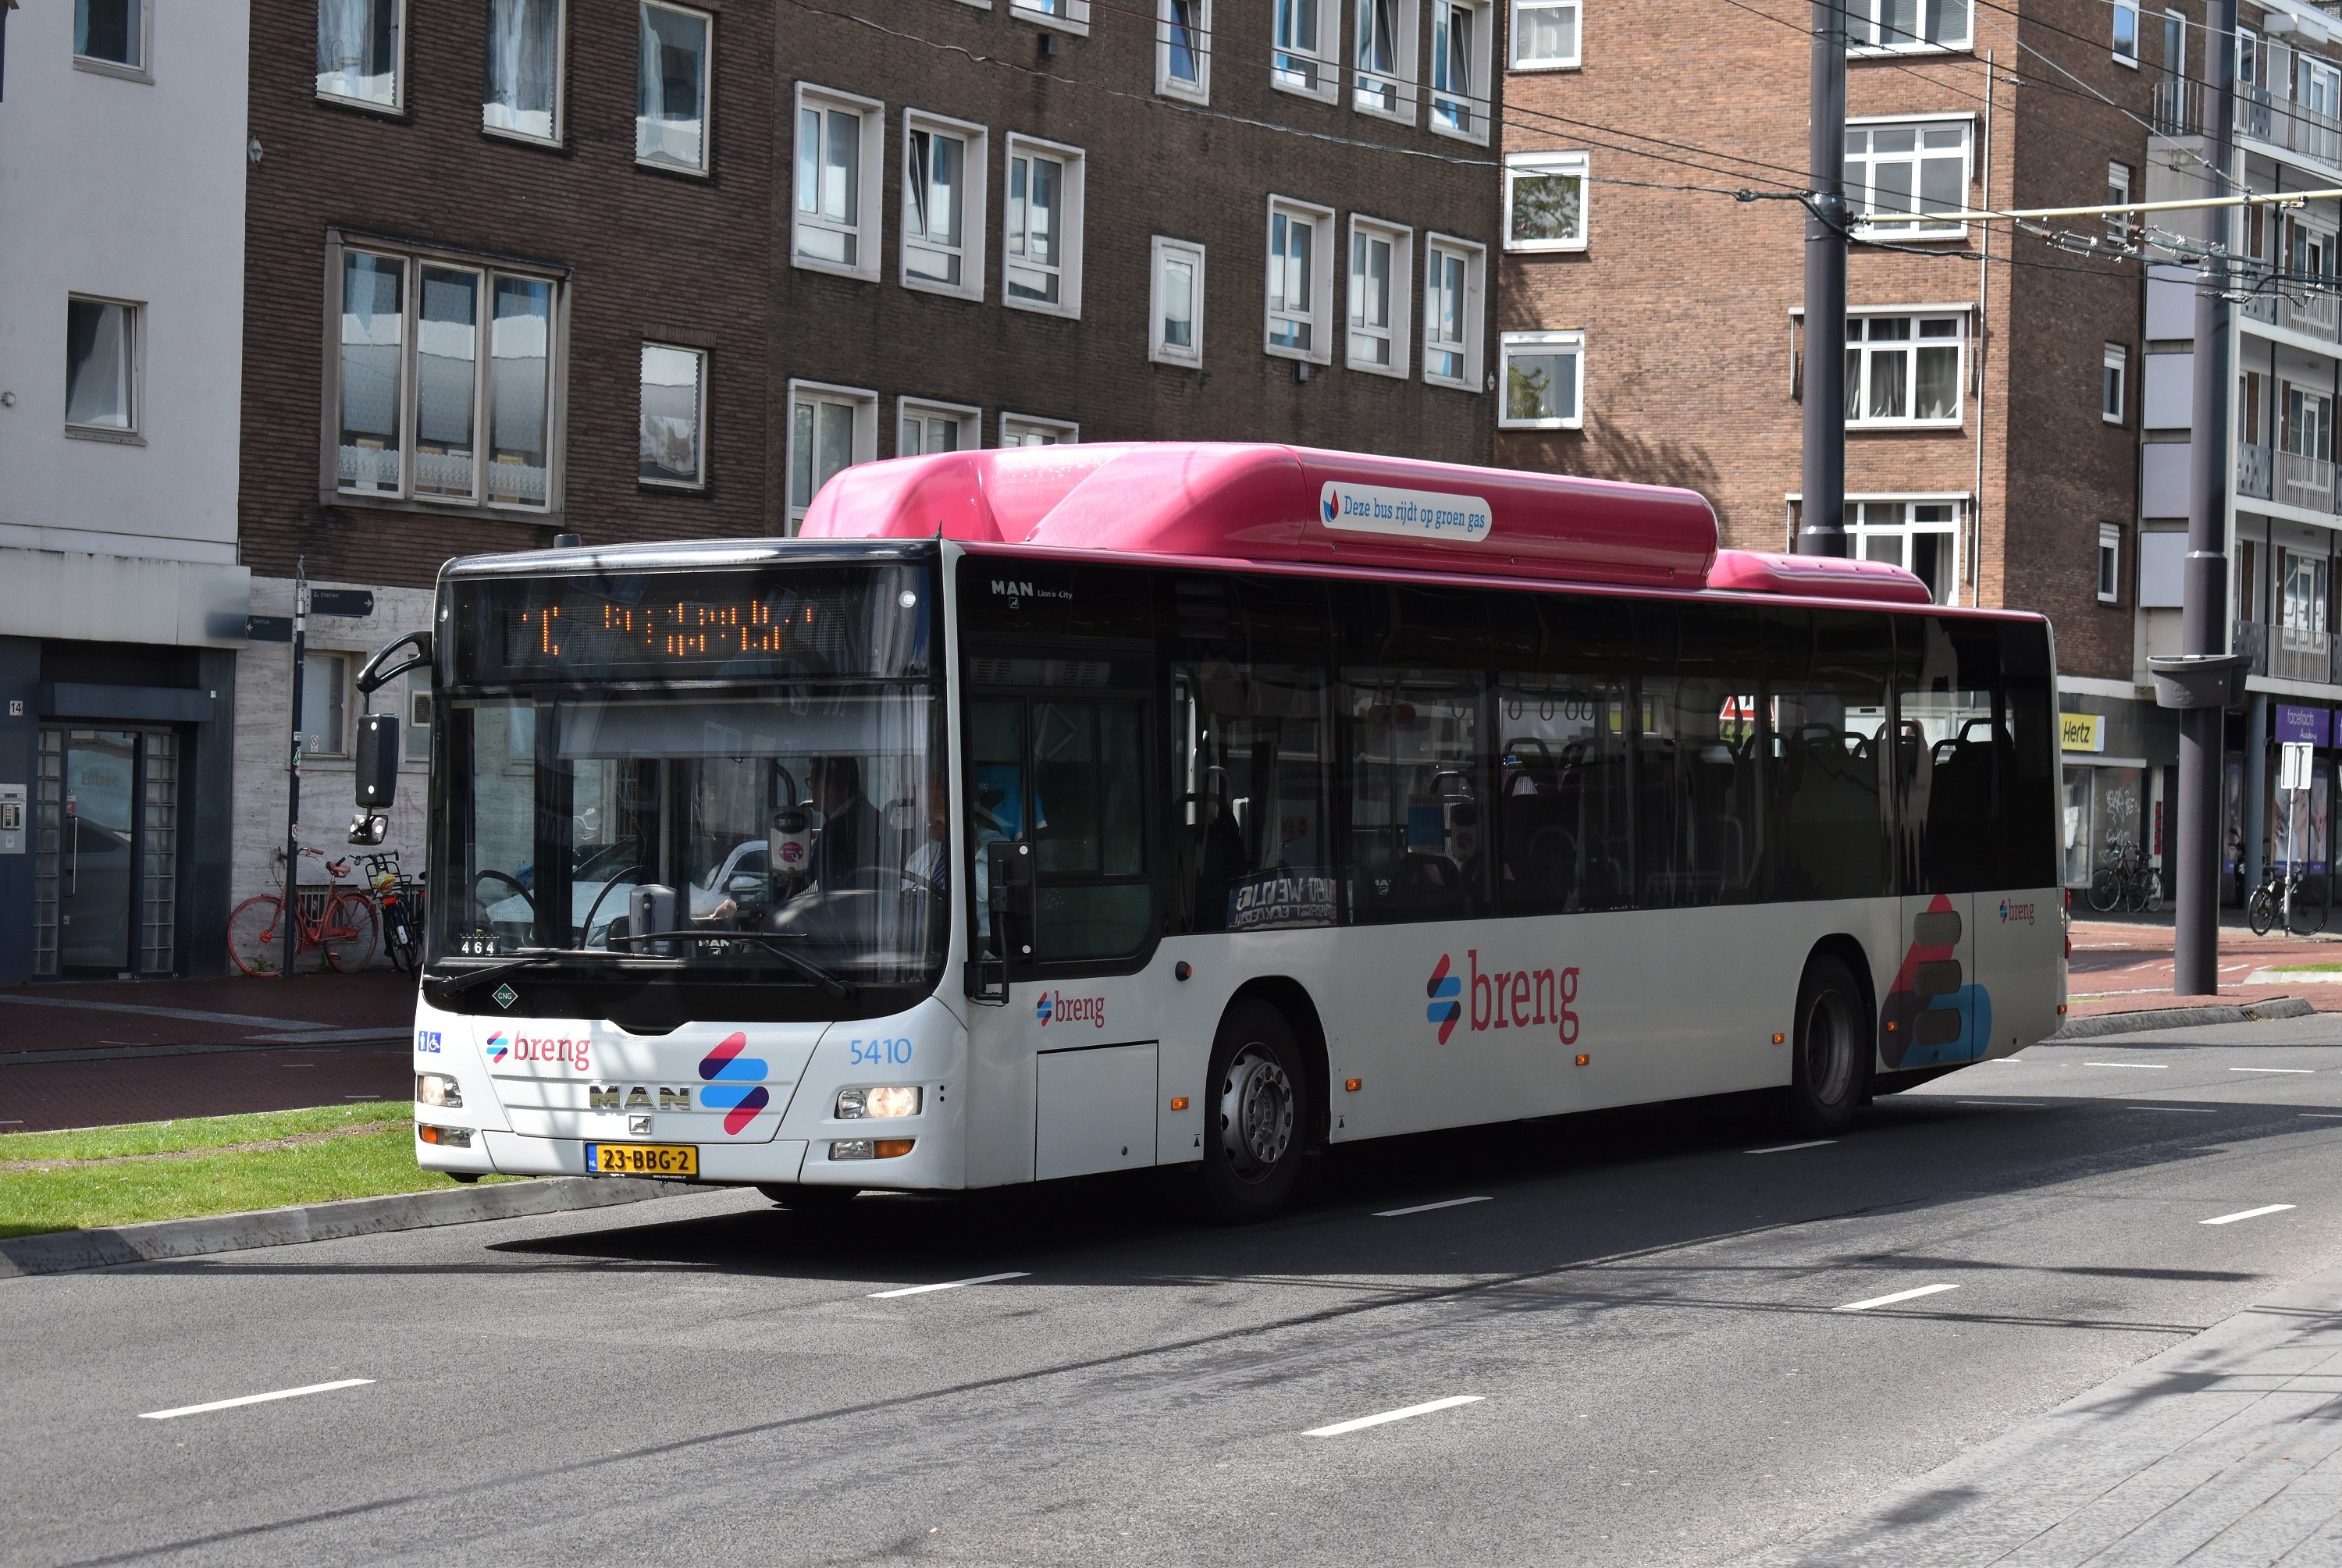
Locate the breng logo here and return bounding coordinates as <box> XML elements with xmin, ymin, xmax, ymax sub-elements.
<box><xmin>490</xmin><ymin>1033</ymin><xmax>591</xmax><ymax>1072</ymax></box>
<box><xmin>484</xmin><ymin>1033</ymin><xmax>509</xmax><ymax>1064</ymax></box>
<box><xmin>1035</xmin><ymin>991</ymin><xmax>1105</xmax><ymax>1029</ymax></box>
<box><xmin>1425</xmin><ymin>955</ymin><xmax>1462</xmax><ymax>1044</ymax></box>
<box><xmin>1999</xmin><ymin>899</ymin><xmax>2037</xmax><ymax>926</ymax></box>
<box><xmin>1428</xmin><ymin>951</ymin><xmax>1581</xmax><ymax>1045</ymax></box>
<box><xmin>698</xmin><ymin>1033</ymin><xmax>770</xmax><ymax>1136</ymax></box>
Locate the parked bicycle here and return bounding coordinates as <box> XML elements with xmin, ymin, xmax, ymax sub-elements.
<box><xmin>2086</xmin><ymin>835</ymin><xmax>2162</xmax><ymax>915</ymax></box>
<box><xmin>361</xmin><ymin>850</ymin><xmax>426</xmax><ymax>975</ymax></box>
<box><xmin>226</xmin><ymin>844</ymin><xmax>380</xmax><ymax>976</ymax></box>
<box><xmin>2248</xmin><ymin>859</ymin><xmax>2330</xmax><ymax>937</ymax></box>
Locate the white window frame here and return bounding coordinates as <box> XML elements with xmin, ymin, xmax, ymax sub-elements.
<box><xmin>1845</xmin><ymin>0</ymin><xmax>1971</xmax><ymax>53</ymax></box>
<box><xmin>1844</xmin><ymin>308</ymin><xmax>1967</xmax><ymax>429</ymax></box>
<box><xmin>1843</xmin><ymin>115</ymin><xmax>1972</xmax><ymax>240</ymax></box>
<box><xmin>324</xmin><ymin>241</ymin><xmax>565</xmax><ymax>514</ymax></box>
<box><xmin>1157</xmin><ymin>0</ymin><xmax>1212</xmax><ymax>101</ymax></box>
<box><xmin>1012</xmin><ymin>0</ymin><xmax>1092</xmax><ymax>34</ymax></box>
<box><xmin>896</xmin><ymin>396</ymin><xmax>981</xmax><ymax>457</ymax></box>
<box><xmin>901</xmin><ymin>109</ymin><xmax>988</xmax><ymax>301</ymax></box>
<box><xmin>1272</xmin><ymin>0</ymin><xmax>1338</xmax><ymax>101</ymax></box>
<box><xmin>301</xmin><ymin>652</ymin><xmax>353</xmax><ymax>759</ymax></box>
<box><xmin>1428</xmin><ymin>0</ymin><xmax>1492</xmax><ymax>144</ymax></box>
<box><xmin>2106</xmin><ymin>161</ymin><xmax>2132</xmax><ymax>239</ymax></box>
<box><xmin>1002</xmin><ymin>133</ymin><xmax>1086</xmax><ymax>319</ymax></box>
<box><xmin>1150</xmin><ymin>236</ymin><xmax>1208</xmax><ymax>368</ymax></box>
<box><xmin>1842</xmin><ymin>496</ymin><xmax>1965</xmax><ymax>604</ymax></box>
<box><xmin>786</xmin><ymin>379</ymin><xmax>878</xmax><ymax>529</ymax></box>
<box><xmin>316</xmin><ymin>0</ymin><xmax>406</xmax><ymax>112</ymax></box>
<box><xmin>482</xmin><ymin>0</ymin><xmax>567</xmax><ymax>146</ymax></box>
<box><xmin>635</xmin><ymin>0</ymin><xmax>713</xmax><ymax>176</ymax></box>
<box><xmin>2098</xmin><ymin>524</ymin><xmax>2123</xmax><ymax>603</ymax></box>
<box><xmin>73</xmin><ymin>0</ymin><xmax>153</xmax><ymax>82</ymax></box>
<box><xmin>1264</xmin><ymin>195</ymin><xmax>1337</xmax><ymax>365</ymax></box>
<box><xmin>1498</xmin><ymin>329</ymin><xmax>1583</xmax><ymax>428</ymax></box>
<box><xmin>2103</xmin><ymin>343</ymin><xmax>2127</xmax><ymax>424</ymax></box>
<box><xmin>638</xmin><ymin>342</ymin><xmax>707</xmax><ymax>491</ymax></box>
<box><xmin>1351</xmin><ymin>0</ymin><xmax>1418</xmax><ymax>123</ymax></box>
<box><xmin>64</xmin><ymin>294</ymin><xmax>141</xmax><ymax>439</ymax></box>
<box><xmin>2112</xmin><ymin>0</ymin><xmax>2140</xmax><ymax>65</ymax></box>
<box><xmin>999</xmin><ymin>413</ymin><xmax>1078</xmax><ymax>446</ymax></box>
<box><xmin>1508</xmin><ymin>0</ymin><xmax>1580</xmax><ymax>69</ymax></box>
<box><xmin>1422</xmin><ymin>233</ymin><xmax>1486</xmax><ymax>390</ymax></box>
<box><xmin>1345</xmin><ymin>217</ymin><xmax>1412</xmax><ymax>378</ymax></box>
<box><xmin>1504</xmin><ymin>151</ymin><xmax>1588</xmax><ymax>251</ymax></box>
<box><xmin>793</xmin><ymin>84</ymin><xmax>884</xmax><ymax>283</ymax></box>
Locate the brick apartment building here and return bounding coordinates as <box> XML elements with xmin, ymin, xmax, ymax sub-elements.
<box><xmin>230</xmin><ymin>0</ymin><xmax>1508</xmax><ymax>927</ymax></box>
<box><xmin>1497</xmin><ymin>0</ymin><xmax>2161</xmax><ymax>886</ymax></box>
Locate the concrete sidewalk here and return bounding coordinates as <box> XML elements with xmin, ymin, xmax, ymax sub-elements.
<box><xmin>1753</xmin><ymin>1261</ymin><xmax>2342</xmax><ymax>1566</ymax></box>
<box><xmin>0</xmin><ymin>971</ymin><xmax>414</xmax><ymax>1132</ymax></box>
<box><xmin>2070</xmin><ymin>916</ymin><xmax>2342</xmax><ymax>1021</ymax></box>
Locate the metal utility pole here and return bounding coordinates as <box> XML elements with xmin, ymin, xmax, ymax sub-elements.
<box><xmin>280</xmin><ymin>557</ymin><xmax>307</xmax><ymax>978</ymax></box>
<box><xmin>2173</xmin><ymin>0</ymin><xmax>2239</xmax><ymax>996</ymax></box>
<box><xmin>1797</xmin><ymin>0</ymin><xmax>1849</xmax><ymax>557</ymax></box>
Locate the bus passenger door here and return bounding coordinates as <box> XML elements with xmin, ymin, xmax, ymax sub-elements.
<box><xmin>1885</xmin><ymin>891</ymin><xmax>1981</xmax><ymax>1072</ymax></box>
<box><xmin>1888</xmin><ymin>630</ymin><xmax>1998</xmax><ymax>1071</ymax></box>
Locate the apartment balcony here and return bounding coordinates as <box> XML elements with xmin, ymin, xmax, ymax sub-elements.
<box><xmin>2235</xmin><ymin>617</ymin><xmax>2342</xmax><ymax>685</ymax></box>
<box><xmin>2159</xmin><ymin>76</ymin><xmax>2342</xmax><ymax>175</ymax></box>
<box><xmin>2241</xmin><ymin>441</ymin><xmax>2275</xmax><ymax>500</ymax></box>
<box><xmin>2280</xmin><ymin>449</ymin><xmax>2337</xmax><ymax>510</ymax></box>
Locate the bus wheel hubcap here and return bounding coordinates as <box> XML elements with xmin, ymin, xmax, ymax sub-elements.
<box><xmin>1220</xmin><ymin>1045</ymin><xmax>1294</xmax><ymax>1180</ymax></box>
<box><xmin>1803</xmin><ymin>989</ymin><xmax>1854</xmax><ymax>1105</ymax></box>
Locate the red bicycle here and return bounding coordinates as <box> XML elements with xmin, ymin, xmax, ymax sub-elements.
<box><xmin>226</xmin><ymin>845</ymin><xmax>380</xmax><ymax>976</ymax></box>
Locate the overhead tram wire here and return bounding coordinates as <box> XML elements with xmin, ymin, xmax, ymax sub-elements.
<box><xmin>782</xmin><ymin>0</ymin><xmax>1821</xmax><ymax>195</ymax></box>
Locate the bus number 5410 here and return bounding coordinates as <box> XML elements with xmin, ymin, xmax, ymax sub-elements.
<box><xmin>850</xmin><ymin>1037</ymin><xmax>913</xmax><ymax>1066</ymax></box>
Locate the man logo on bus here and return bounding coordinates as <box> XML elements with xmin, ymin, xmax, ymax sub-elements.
<box><xmin>1425</xmin><ymin>956</ymin><xmax>1463</xmax><ymax>1044</ymax></box>
<box><xmin>698</xmin><ymin>1033</ymin><xmax>770</xmax><ymax>1136</ymax></box>
<box><xmin>484</xmin><ymin>1033</ymin><xmax>509</xmax><ymax>1064</ymax></box>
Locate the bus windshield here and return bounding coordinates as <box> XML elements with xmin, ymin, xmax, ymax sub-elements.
<box><xmin>432</xmin><ymin>560</ymin><xmax>944</xmax><ymax>991</ymax></box>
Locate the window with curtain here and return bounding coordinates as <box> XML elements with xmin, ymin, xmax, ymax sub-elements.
<box><xmin>65</xmin><ymin>298</ymin><xmax>136</xmax><ymax>432</ymax></box>
<box><xmin>639</xmin><ymin>344</ymin><xmax>706</xmax><ymax>488</ymax></box>
<box><xmin>637</xmin><ymin>2</ymin><xmax>710</xmax><ymax>172</ymax></box>
<box><xmin>318</xmin><ymin>0</ymin><xmax>402</xmax><ymax>107</ymax></box>
<box><xmin>75</xmin><ymin>0</ymin><xmax>142</xmax><ymax>68</ymax></box>
<box><xmin>485</xmin><ymin>0</ymin><xmax>562</xmax><ymax>140</ymax></box>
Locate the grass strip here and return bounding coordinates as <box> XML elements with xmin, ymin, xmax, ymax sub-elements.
<box><xmin>0</xmin><ymin>1104</ymin><xmax>514</xmax><ymax>1239</ymax></box>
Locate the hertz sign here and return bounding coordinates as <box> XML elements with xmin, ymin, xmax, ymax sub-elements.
<box><xmin>2059</xmin><ymin>713</ymin><xmax>2104</xmax><ymax>753</ymax></box>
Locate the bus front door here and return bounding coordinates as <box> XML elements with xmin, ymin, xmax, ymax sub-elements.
<box><xmin>1885</xmin><ymin>892</ymin><xmax>1989</xmax><ymax>1072</ymax></box>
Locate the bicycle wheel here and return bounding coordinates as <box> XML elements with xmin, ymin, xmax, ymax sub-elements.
<box><xmin>2290</xmin><ymin>882</ymin><xmax>2330</xmax><ymax>938</ymax></box>
<box><xmin>321</xmin><ymin>893</ymin><xmax>379</xmax><ymax>972</ymax></box>
<box><xmin>2088</xmin><ymin>867</ymin><xmax>2121</xmax><ymax>914</ymax></box>
<box><xmin>2249</xmin><ymin>884</ymin><xmax>2278</xmax><ymax>937</ymax></box>
<box><xmin>226</xmin><ymin>894</ymin><xmax>288</xmax><ymax>976</ymax></box>
<box><xmin>2142</xmin><ymin>875</ymin><xmax>2164</xmax><ymax>915</ymax></box>
<box><xmin>383</xmin><ymin>894</ymin><xmax>421</xmax><ymax>975</ymax></box>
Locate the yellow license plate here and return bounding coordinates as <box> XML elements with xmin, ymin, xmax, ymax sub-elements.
<box><xmin>586</xmin><ymin>1142</ymin><xmax>698</xmax><ymax>1177</ymax></box>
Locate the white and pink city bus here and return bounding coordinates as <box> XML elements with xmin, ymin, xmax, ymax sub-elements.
<box><xmin>376</xmin><ymin>443</ymin><xmax>2066</xmax><ymax>1221</ymax></box>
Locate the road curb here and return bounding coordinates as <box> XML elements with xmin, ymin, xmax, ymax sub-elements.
<box><xmin>2051</xmin><ymin>995</ymin><xmax>2317</xmax><ymax>1039</ymax></box>
<box><xmin>0</xmin><ymin>1175</ymin><xmax>677</xmax><ymax>1280</ymax></box>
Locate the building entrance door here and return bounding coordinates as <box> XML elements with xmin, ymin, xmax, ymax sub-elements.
<box><xmin>37</xmin><ymin>726</ymin><xmax>178</xmax><ymax>977</ymax></box>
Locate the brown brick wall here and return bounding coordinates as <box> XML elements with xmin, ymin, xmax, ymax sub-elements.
<box><xmin>244</xmin><ymin>0</ymin><xmax>1507</xmax><ymax>591</ymax></box>
<box><xmin>1496</xmin><ymin>0</ymin><xmax>2147</xmax><ymax>681</ymax></box>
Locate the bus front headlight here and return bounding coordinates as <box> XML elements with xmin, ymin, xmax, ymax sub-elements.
<box><xmin>836</xmin><ymin>1085</ymin><xmax>920</xmax><ymax>1119</ymax></box>
<box><xmin>416</xmin><ymin>1072</ymin><xmax>463</xmax><ymax>1108</ymax></box>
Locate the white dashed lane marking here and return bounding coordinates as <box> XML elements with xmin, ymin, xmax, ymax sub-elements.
<box><xmin>1834</xmin><ymin>1283</ymin><xmax>1960</xmax><ymax>1314</ymax></box>
<box><xmin>1304</xmin><ymin>1396</ymin><xmax>1484</xmax><ymax>1437</ymax></box>
<box><xmin>1375</xmin><ymin>1196</ymin><xmax>1493</xmax><ymax>1218</ymax></box>
<box><xmin>868</xmin><ymin>1272</ymin><xmax>1031</xmax><ymax>1300</ymax></box>
<box><xmin>2202</xmin><ymin>1204</ymin><xmax>2298</xmax><ymax>1226</ymax></box>
<box><xmin>1746</xmin><ymin>1140</ymin><xmax>1837</xmax><ymax>1155</ymax></box>
<box><xmin>140</xmin><ymin>1378</ymin><xmax>374</xmax><ymax>1421</ymax></box>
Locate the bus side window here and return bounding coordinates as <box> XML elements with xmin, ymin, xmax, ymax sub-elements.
<box><xmin>1172</xmin><ymin>662</ymin><xmax>1333</xmax><ymax>933</ymax></box>
<box><xmin>1635</xmin><ymin>605</ymin><xmax>1764</xmax><ymax>908</ymax></box>
<box><xmin>1767</xmin><ymin>608</ymin><xmax>1895</xmax><ymax>901</ymax></box>
<box><xmin>967</xmin><ymin>699</ymin><xmax>1024</xmax><ymax>955</ymax></box>
<box><xmin>1030</xmin><ymin>698</ymin><xmax>1151</xmax><ymax>961</ymax></box>
<box><xmin>1342</xmin><ymin>668</ymin><xmax>1486</xmax><ymax>924</ymax></box>
<box><xmin>1996</xmin><ymin>622</ymin><xmax>2060</xmax><ymax>890</ymax></box>
<box><xmin>1496</xmin><ymin>675</ymin><xmax>1631</xmax><ymax>915</ymax></box>
<box><xmin>1897</xmin><ymin>617</ymin><xmax>2000</xmax><ymax>895</ymax></box>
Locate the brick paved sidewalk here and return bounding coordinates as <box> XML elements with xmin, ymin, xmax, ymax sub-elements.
<box><xmin>0</xmin><ymin>971</ymin><xmax>415</xmax><ymax>1133</ymax></box>
<box><xmin>2070</xmin><ymin>916</ymin><xmax>2342</xmax><ymax>1020</ymax></box>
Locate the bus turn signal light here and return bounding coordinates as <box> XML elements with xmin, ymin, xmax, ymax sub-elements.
<box><xmin>873</xmin><ymin>1140</ymin><xmax>915</xmax><ymax>1159</ymax></box>
<box><xmin>1344</xmin><ymin>1078</ymin><xmax>1362</xmax><ymax>1092</ymax></box>
<box><xmin>1170</xmin><ymin>1097</ymin><xmax>1190</xmax><ymax>1111</ymax></box>
<box><xmin>1772</xmin><ymin>1033</ymin><xmax>1785</xmax><ymax>1044</ymax></box>
<box><xmin>1574</xmin><ymin>1054</ymin><xmax>1589</xmax><ymax>1067</ymax></box>
<box><xmin>417</xmin><ymin>1124</ymin><xmax>472</xmax><ymax>1148</ymax></box>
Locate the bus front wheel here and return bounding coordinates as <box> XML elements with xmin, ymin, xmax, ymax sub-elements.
<box><xmin>1198</xmin><ymin>1000</ymin><xmax>1308</xmax><ymax>1225</ymax></box>
<box><xmin>1782</xmin><ymin>953</ymin><xmax>1870</xmax><ymax>1136</ymax></box>
<box><xmin>759</xmin><ymin>1183</ymin><xmax>857</xmax><ymax>1219</ymax></box>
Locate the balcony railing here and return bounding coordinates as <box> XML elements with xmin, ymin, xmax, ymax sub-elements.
<box><xmin>2280</xmin><ymin>448</ymin><xmax>2337</xmax><ymax>509</ymax></box>
<box><xmin>2284</xmin><ymin>288</ymin><xmax>2341</xmax><ymax>340</ymax></box>
<box><xmin>2241</xmin><ymin>441</ymin><xmax>2276</xmax><ymax>499</ymax></box>
<box><xmin>2162</xmin><ymin>67</ymin><xmax>2342</xmax><ymax>175</ymax></box>
<box><xmin>2234</xmin><ymin>617</ymin><xmax>2342</xmax><ymax>685</ymax></box>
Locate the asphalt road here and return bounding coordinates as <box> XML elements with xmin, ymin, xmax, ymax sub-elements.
<box><xmin>11</xmin><ymin>1016</ymin><xmax>2342</xmax><ymax>1566</ymax></box>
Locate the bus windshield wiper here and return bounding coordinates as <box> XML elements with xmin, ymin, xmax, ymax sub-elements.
<box><xmin>607</xmin><ymin>930</ymin><xmax>857</xmax><ymax>1000</ymax></box>
<box><xmin>429</xmin><ymin>950</ymin><xmax>572</xmax><ymax>998</ymax></box>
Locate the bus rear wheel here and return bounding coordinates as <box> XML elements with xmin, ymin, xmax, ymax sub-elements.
<box><xmin>1198</xmin><ymin>1000</ymin><xmax>1308</xmax><ymax>1225</ymax></box>
<box><xmin>1781</xmin><ymin>953</ymin><xmax>1870</xmax><ymax>1136</ymax></box>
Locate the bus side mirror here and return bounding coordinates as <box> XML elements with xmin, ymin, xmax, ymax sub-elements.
<box><xmin>348</xmin><ymin>811</ymin><xmax>387</xmax><ymax>846</ymax></box>
<box><xmin>354</xmin><ymin>713</ymin><xmax>399</xmax><ymax>808</ymax></box>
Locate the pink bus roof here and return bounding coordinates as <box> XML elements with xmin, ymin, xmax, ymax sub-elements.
<box><xmin>798</xmin><ymin>442</ymin><xmax>1934</xmax><ymax>605</ymax></box>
